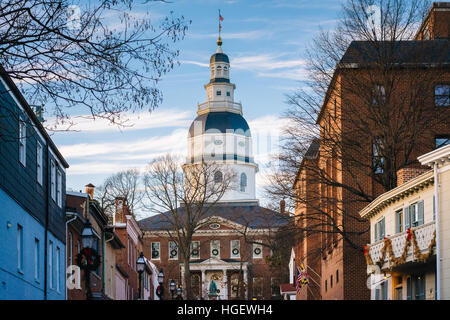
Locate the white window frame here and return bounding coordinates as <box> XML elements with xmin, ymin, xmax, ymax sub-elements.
<box><xmin>56</xmin><ymin>170</ymin><xmax>62</xmax><ymax>207</ymax></box>
<box><xmin>169</xmin><ymin>241</ymin><xmax>178</xmax><ymax>260</ymax></box>
<box><xmin>34</xmin><ymin>238</ymin><xmax>40</xmax><ymax>281</ymax></box>
<box><xmin>253</xmin><ymin>243</ymin><xmax>263</xmax><ymax>259</ymax></box>
<box><xmin>19</xmin><ymin>120</ymin><xmax>26</xmax><ymax>166</ymax></box>
<box><xmin>49</xmin><ymin>241</ymin><xmax>53</xmax><ymax>289</ymax></box>
<box><xmin>210</xmin><ymin>240</ymin><xmax>220</xmax><ymax>258</ymax></box>
<box><xmin>230</xmin><ymin>240</ymin><xmax>240</xmax><ymax>259</ymax></box>
<box><xmin>51</xmin><ymin>161</ymin><xmax>56</xmax><ymax>201</ymax></box>
<box><xmin>190</xmin><ymin>241</ymin><xmax>200</xmax><ymax>259</ymax></box>
<box><xmin>151</xmin><ymin>242</ymin><xmax>160</xmax><ymax>260</ymax></box>
<box><xmin>37</xmin><ymin>142</ymin><xmax>43</xmax><ymax>185</ymax></box>
<box><xmin>56</xmin><ymin>246</ymin><xmax>60</xmax><ymax>292</ymax></box>
<box><xmin>17</xmin><ymin>224</ymin><xmax>23</xmax><ymax>272</ymax></box>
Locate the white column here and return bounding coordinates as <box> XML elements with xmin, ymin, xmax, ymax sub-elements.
<box><xmin>223</xmin><ymin>269</ymin><xmax>228</xmax><ymax>300</ymax></box>
<box><xmin>202</xmin><ymin>269</ymin><xmax>206</xmax><ymax>300</ymax></box>
<box><xmin>244</xmin><ymin>269</ymin><xmax>248</xmax><ymax>299</ymax></box>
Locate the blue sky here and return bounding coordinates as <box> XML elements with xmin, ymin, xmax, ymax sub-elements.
<box><xmin>50</xmin><ymin>0</ymin><xmax>342</xmax><ymax>215</ymax></box>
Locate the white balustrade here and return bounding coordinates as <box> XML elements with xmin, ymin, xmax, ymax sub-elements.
<box><xmin>368</xmin><ymin>222</ymin><xmax>435</xmax><ymax>267</ymax></box>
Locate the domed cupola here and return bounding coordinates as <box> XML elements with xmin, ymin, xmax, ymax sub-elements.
<box><xmin>184</xmin><ymin>36</ymin><xmax>258</xmax><ymax>204</ymax></box>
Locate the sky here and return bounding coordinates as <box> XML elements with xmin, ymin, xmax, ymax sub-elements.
<box><xmin>50</xmin><ymin>0</ymin><xmax>342</xmax><ymax>218</ymax></box>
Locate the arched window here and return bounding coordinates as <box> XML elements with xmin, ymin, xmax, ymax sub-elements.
<box><xmin>214</xmin><ymin>171</ymin><xmax>223</xmax><ymax>183</ymax></box>
<box><xmin>216</xmin><ymin>66</ymin><xmax>222</xmax><ymax>76</ymax></box>
<box><xmin>240</xmin><ymin>173</ymin><xmax>247</xmax><ymax>192</ymax></box>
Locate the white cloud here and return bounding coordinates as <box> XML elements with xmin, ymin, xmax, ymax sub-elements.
<box><xmin>48</xmin><ymin>109</ymin><xmax>192</xmax><ymax>133</ymax></box>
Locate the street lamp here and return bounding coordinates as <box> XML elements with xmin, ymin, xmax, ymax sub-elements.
<box><xmin>136</xmin><ymin>252</ymin><xmax>146</xmax><ymax>300</ymax></box>
<box><xmin>156</xmin><ymin>269</ymin><xmax>165</xmax><ymax>300</ymax></box>
<box><xmin>77</xmin><ymin>220</ymin><xmax>99</xmax><ymax>300</ymax></box>
<box><xmin>170</xmin><ymin>280</ymin><xmax>176</xmax><ymax>299</ymax></box>
<box><xmin>176</xmin><ymin>285</ymin><xmax>183</xmax><ymax>300</ymax></box>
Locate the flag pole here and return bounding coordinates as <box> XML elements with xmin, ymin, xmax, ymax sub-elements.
<box><xmin>218</xmin><ymin>9</ymin><xmax>221</xmax><ymax>38</ymax></box>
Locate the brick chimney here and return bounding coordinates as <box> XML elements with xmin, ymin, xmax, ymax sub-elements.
<box><xmin>85</xmin><ymin>183</ymin><xmax>95</xmax><ymax>199</ymax></box>
<box><xmin>397</xmin><ymin>167</ymin><xmax>429</xmax><ymax>186</ymax></box>
<box><xmin>115</xmin><ymin>197</ymin><xmax>128</xmax><ymax>224</ymax></box>
<box><xmin>415</xmin><ymin>2</ymin><xmax>450</xmax><ymax>40</ymax></box>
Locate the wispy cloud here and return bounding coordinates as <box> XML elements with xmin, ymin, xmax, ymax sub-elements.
<box><xmin>188</xmin><ymin>30</ymin><xmax>271</xmax><ymax>40</ymax></box>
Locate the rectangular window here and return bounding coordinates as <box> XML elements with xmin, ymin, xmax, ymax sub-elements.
<box><xmin>56</xmin><ymin>247</ymin><xmax>60</xmax><ymax>292</ymax></box>
<box><xmin>191</xmin><ymin>241</ymin><xmax>200</xmax><ymax>259</ymax></box>
<box><xmin>151</xmin><ymin>242</ymin><xmax>160</xmax><ymax>260</ymax></box>
<box><xmin>410</xmin><ymin>201</ymin><xmax>424</xmax><ymax>227</ymax></box>
<box><xmin>331</xmin><ymin>275</ymin><xmax>333</xmax><ymax>288</ymax></box>
<box><xmin>34</xmin><ymin>238</ymin><xmax>40</xmax><ymax>281</ymax></box>
<box><xmin>336</xmin><ymin>270</ymin><xmax>339</xmax><ymax>283</ymax></box>
<box><xmin>435</xmin><ymin>136</ymin><xmax>450</xmax><ymax>149</ymax></box>
<box><xmin>373</xmin><ymin>139</ymin><xmax>384</xmax><ymax>174</ymax></box>
<box><xmin>226</xmin><ymin>91</ymin><xmax>230</xmax><ymax>97</ymax></box>
<box><xmin>372</xmin><ymin>85</ymin><xmax>386</xmax><ymax>106</ymax></box>
<box><xmin>49</xmin><ymin>241</ymin><xmax>53</xmax><ymax>289</ymax></box>
<box><xmin>37</xmin><ymin>142</ymin><xmax>43</xmax><ymax>185</ymax></box>
<box><xmin>253</xmin><ymin>277</ymin><xmax>263</xmax><ymax>297</ymax></box>
<box><xmin>434</xmin><ymin>84</ymin><xmax>450</xmax><ymax>107</ymax></box>
<box><xmin>374</xmin><ymin>217</ymin><xmax>385</xmax><ymax>241</ymax></box>
<box><xmin>51</xmin><ymin>161</ymin><xmax>56</xmax><ymax>201</ymax></box>
<box><xmin>17</xmin><ymin>225</ymin><xmax>23</xmax><ymax>272</ymax></box>
<box><xmin>216</xmin><ymin>90</ymin><xmax>221</xmax><ymax>96</ymax></box>
<box><xmin>19</xmin><ymin>120</ymin><xmax>26</xmax><ymax>166</ymax></box>
<box><xmin>253</xmin><ymin>243</ymin><xmax>263</xmax><ymax>259</ymax></box>
<box><xmin>271</xmin><ymin>278</ymin><xmax>280</xmax><ymax>296</ymax></box>
<box><xmin>169</xmin><ymin>241</ymin><xmax>178</xmax><ymax>260</ymax></box>
<box><xmin>325</xmin><ymin>280</ymin><xmax>328</xmax><ymax>292</ymax></box>
<box><xmin>210</xmin><ymin>240</ymin><xmax>220</xmax><ymax>258</ymax></box>
<box><xmin>230</xmin><ymin>240</ymin><xmax>240</xmax><ymax>259</ymax></box>
<box><xmin>396</xmin><ymin>209</ymin><xmax>403</xmax><ymax>233</ymax></box>
<box><xmin>56</xmin><ymin>170</ymin><xmax>62</xmax><ymax>207</ymax></box>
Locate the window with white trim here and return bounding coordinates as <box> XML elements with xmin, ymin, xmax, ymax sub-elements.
<box><xmin>56</xmin><ymin>170</ymin><xmax>62</xmax><ymax>207</ymax></box>
<box><xmin>191</xmin><ymin>241</ymin><xmax>200</xmax><ymax>259</ymax></box>
<box><xmin>51</xmin><ymin>161</ymin><xmax>56</xmax><ymax>201</ymax></box>
<box><xmin>34</xmin><ymin>238</ymin><xmax>40</xmax><ymax>281</ymax></box>
<box><xmin>37</xmin><ymin>142</ymin><xmax>43</xmax><ymax>185</ymax></box>
<box><xmin>151</xmin><ymin>242</ymin><xmax>160</xmax><ymax>260</ymax></box>
<box><xmin>49</xmin><ymin>241</ymin><xmax>53</xmax><ymax>289</ymax></box>
<box><xmin>435</xmin><ymin>84</ymin><xmax>450</xmax><ymax>107</ymax></box>
<box><xmin>17</xmin><ymin>225</ymin><xmax>23</xmax><ymax>272</ymax></box>
<box><xmin>210</xmin><ymin>240</ymin><xmax>220</xmax><ymax>258</ymax></box>
<box><xmin>169</xmin><ymin>241</ymin><xmax>178</xmax><ymax>260</ymax></box>
<box><xmin>230</xmin><ymin>240</ymin><xmax>240</xmax><ymax>259</ymax></box>
<box><xmin>19</xmin><ymin>120</ymin><xmax>26</xmax><ymax>166</ymax></box>
<box><xmin>253</xmin><ymin>243</ymin><xmax>263</xmax><ymax>259</ymax></box>
<box><xmin>56</xmin><ymin>246</ymin><xmax>60</xmax><ymax>292</ymax></box>
<box><xmin>374</xmin><ymin>217</ymin><xmax>385</xmax><ymax>241</ymax></box>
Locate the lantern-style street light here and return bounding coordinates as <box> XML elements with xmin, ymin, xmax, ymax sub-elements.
<box><xmin>156</xmin><ymin>269</ymin><xmax>165</xmax><ymax>300</ymax></box>
<box><xmin>77</xmin><ymin>220</ymin><xmax>99</xmax><ymax>300</ymax></box>
<box><xmin>176</xmin><ymin>285</ymin><xmax>183</xmax><ymax>300</ymax></box>
<box><xmin>170</xmin><ymin>280</ymin><xmax>176</xmax><ymax>299</ymax></box>
<box><xmin>136</xmin><ymin>252</ymin><xmax>146</xmax><ymax>300</ymax></box>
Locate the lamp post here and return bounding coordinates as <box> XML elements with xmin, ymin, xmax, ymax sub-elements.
<box><xmin>170</xmin><ymin>280</ymin><xmax>176</xmax><ymax>299</ymax></box>
<box><xmin>136</xmin><ymin>252</ymin><xmax>146</xmax><ymax>300</ymax></box>
<box><xmin>77</xmin><ymin>220</ymin><xmax>98</xmax><ymax>300</ymax></box>
<box><xmin>176</xmin><ymin>285</ymin><xmax>183</xmax><ymax>300</ymax></box>
<box><xmin>157</xmin><ymin>269</ymin><xmax>165</xmax><ymax>300</ymax></box>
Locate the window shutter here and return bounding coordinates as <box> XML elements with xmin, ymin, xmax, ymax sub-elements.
<box><xmin>433</xmin><ymin>196</ymin><xmax>436</xmax><ymax>221</ymax></box>
<box><xmin>375</xmin><ymin>222</ymin><xmax>379</xmax><ymax>241</ymax></box>
<box><xmin>396</xmin><ymin>211</ymin><xmax>402</xmax><ymax>233</ymax></box>
<box><xmin>406</xmin><ymin>277</ymin><xmax>412</xmax><ymax>300</ymax></box>
<box><xmin>418</xmin><ymin>201</ymin><xmax>424</xmax><ymax>226</ymax></box>
<box><xmin>380</xmin><ymin>218</ymin><xmax>385</xmax><ymax>239</ymax></box>
<box><xmin>404</xmin><ymin>207</ymin><xmax>411</xmax><ymax>229</ymax></box>
<box><xmin>375</xmin><ymin>285</ymin><xmax>380</xmax><ymax>300</ymax></box>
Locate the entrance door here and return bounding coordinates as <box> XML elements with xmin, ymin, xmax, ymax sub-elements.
<box><xmin>206</xmin><ymin>272</ymin><xmax>226</xmax><ymax>300</ymax></box>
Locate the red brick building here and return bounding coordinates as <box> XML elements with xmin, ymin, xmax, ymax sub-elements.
<box><xmin>139</xmin><ymin>205</ymin><xmax>286</xmax><ymax>300</ymax></box>
<box><xmin>294</xmin><ymin>2</ymin><xmax>450</xmax><ymax>300</ymax></box>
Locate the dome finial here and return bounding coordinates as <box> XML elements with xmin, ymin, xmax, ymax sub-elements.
<box><xmin>217</xmin><ymin>36</ymin><xmax>222</xmax><ymax>47</ymax></box>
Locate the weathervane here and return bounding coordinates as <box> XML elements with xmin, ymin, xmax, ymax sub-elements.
<box><xmin>218</xmin><ymin>9</ymin><xmax>224</xmax><ymax>46</ymax></box>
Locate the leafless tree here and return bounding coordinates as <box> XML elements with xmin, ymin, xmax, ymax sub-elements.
<box><xmin>0</xmin><ymin>0</ymin><xmax>190</xmax><ymax>141</ymax></box>
<box><xmin>142</xmin><ymin>154</ymin><xmax>236</xmax><ymax>299</ymax></box>
<box><xmin>96</xmin><ymin>168</ymin><xmax>144</xmax><ymax>219</ymax></box>
<box><xmin>266</xmin><ymin>0</ymin><xmax>450</xmax><ymax>252</ymax></box>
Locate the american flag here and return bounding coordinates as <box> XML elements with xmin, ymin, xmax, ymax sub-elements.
<box><xmin>296</xmin><ymin>267</ymin><xmax>302</xmax><ymax>294</ymax></box>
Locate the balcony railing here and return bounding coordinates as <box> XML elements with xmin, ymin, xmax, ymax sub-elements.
<box><xmin>367</xmin><ymin>221</ymin><xmax>435</xmax><ymax>268</ymax></box>
<box><xmin>198</xmin><ymin>101</ymin><xmax>242</xmax><ymax>113</ymax></box>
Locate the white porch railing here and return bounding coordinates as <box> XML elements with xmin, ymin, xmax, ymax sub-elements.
<box><xmin>198</xmin><ymin>101</ymin><xmax>242</xmax><ymax>113</ymax></box>
<box><xmin>368</xmin><ymin>221</ymin><xmax>435</xmax><ymax>267</ymax></box>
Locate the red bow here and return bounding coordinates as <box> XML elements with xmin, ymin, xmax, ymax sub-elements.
<box><xmin>406</xmin><ymin>228</ymin><xmax>411</xmax><ymax>240</ymax></box>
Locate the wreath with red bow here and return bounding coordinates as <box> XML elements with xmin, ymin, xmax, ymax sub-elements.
<box><xmin>76</xmin><ymin>247</ymin><xmax>101</xmax><ymax>271</ymax></box>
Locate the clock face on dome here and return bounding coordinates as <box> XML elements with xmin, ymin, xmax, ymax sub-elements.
<box><xmin>238</xmin><ymin>141</ymin><xmax>245</xmax><ymax>147</ymax></box>
<box><xmin>214</xmin><ymin>139</ymin><xmax>223</xmax><ymax>145</ymax></box>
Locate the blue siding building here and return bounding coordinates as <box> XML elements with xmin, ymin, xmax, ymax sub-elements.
<box><xmin>0</xmin><ymin>65</ymin><xmax>69</xmax><ymax>300</ymax></box>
